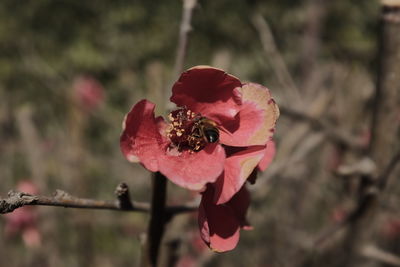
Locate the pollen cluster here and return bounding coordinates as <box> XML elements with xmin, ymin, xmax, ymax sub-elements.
<box><xmin>166</xmin><ymin>107</ymin><xmax>207</xmax><ymax>152</ymax></box>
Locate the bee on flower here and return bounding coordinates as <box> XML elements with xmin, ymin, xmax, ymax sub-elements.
<box><xmin>120</xmin><ymin>66</ymin><xmax>279</xmax><ymax>252</ymax></box>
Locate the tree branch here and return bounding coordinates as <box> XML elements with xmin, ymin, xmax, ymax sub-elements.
<box><xmin>252</xmin><ymin>13</ymin><xmax>303</xmax><ymax>104</ymax></box>
<box><xmin>173</xmin><ymin>0</ymin><xmax>197</xmax><ymax>79</ymax></box>
<box><xmin>313</xmin><ymin>147</ymin><xmax>400</xmax><ymax>247</ymax></box>
<box><xmin>0</xmin><ymin>182</ymin><xmax>197</xmax><ymax>216</ymax></box>
<box><xmin>143</xmin><ymin>172</ymin><xmax>168</xmax><ymax>267</ymax></box>
<box><xmin>115</xmin><ymin>182</ymin><xmax>136</xmax><ymax>210</ymax></box>
<box><xmin>279</xmin><ymin>105</ymin><xmax>366</xmax><ymax>151</ymax></box>
<box><xmin>377</xmin><ymin>147</ymin><xmax>400</xmax><ymax>190</ymax></box>
<box><xmin>361</xmin><ymin>244</ymin><xmax>400</xmax><ymax>266</ymax></box>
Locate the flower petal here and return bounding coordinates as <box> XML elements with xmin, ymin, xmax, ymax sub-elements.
<box><xmin>213</xmin><ymin>146</ymin><xmax>267</xmax><ymax>204</ymax></box>
<box><xmin>226</xmin><ymin>185</ymin><xmax>252</xmax><ymax>230</ymax></box>
<box><xmin>171</xmin><ymin>66</ymin><xmax>242</xmax><ymax>123</ymax></box>
<box><xmin>248</xmin><ymin>140</ymin><xmax>276</xmax><ymax>184</ymax></box>
<box><xmin>198</xmin><ymin>185</ymin><xmax>240</xmax><ymax>252</ymax></box>
<box><xmin>120</xmin><ymin>100</ymin><xmax>164</xmax><ymax>172</ymax></box>
<box><xmin>258</xmin><ymin>140</ymin><xmax>276</xmax><ymax>171</ymax></box>
<box><xmin>158</xmin><ymin>143</ymin><xmax>226</xmax><ymax>191</ymax></box>
<box><xmin>220</xmin><ymin>83</ymin><xmax>279</xmax><ymax>147</ymax></box>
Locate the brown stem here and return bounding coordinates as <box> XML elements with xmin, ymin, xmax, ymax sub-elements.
<box><xmin>252</xmin><ymin>13</ymin><xmax>302</xmax><ymax>105</ymax></box>
<box><xmin>377</xmin><ymin>148</ymin><xmax>400</xmax><ymax>190</ymax></box>
<box><xmin>299</xmin><ymin>0</ymin><xmax>328</xmax><ymax>91</ymax></box>
<box><xmin>279</xmin><ymin>105</ymin><xmax>366</xmax><ymax>151</ymax></box>
<box><xmin>345</xmin><ymin>5</ymin><xmax>400</xmax><ymax>260</ymax></box>
<box><xmin>0</xmin><ymin>186</ymin><xmax>148</xmax><ymax>214</ymax></box>
<box><xmin>311</xmin><ymin>4</ymin><xmax>400</xmax><ymax>260</ymax></box>
<box><xmin>115</xmin><ymin>182</ymin><xmax>135</xmax><ymax>210</ymax></box>
<box><xmin>370</xmin><ymin>4</ymin><xmax>400</xmax><ymax>160</ymax></box>
<box><xmin>143</xmin><ymin>172</ymin><xmax>168</xmax><ymax>267</ymax></box>
<box><xmin>313</xmin><ymin>147</ymin><xmax>400</xmax><ymax>247</ymax></box>
<box><xmin>0</xmin><ymin>182</ymin><xmax>197</xmax><ymax>216</ymax></box>
<box><xmin>173</xmin><ymin>0</ymin><xmax>197</xmax><ymax>79</ymax></box>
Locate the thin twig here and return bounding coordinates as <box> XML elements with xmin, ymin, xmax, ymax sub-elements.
<box><xmin>16</xmin><ymin>106</ymin><xmax>46</xmax><ymax>188</ymax></box>
<box><xmin>173</xmin><ymin>0</ymin><xmax>197</xmax><ymax>79</ymax></box>
<box><xmin>329</xmin><ymin>5</ymin><xmax>400</xmax><ymax>266</ymax></box>
<box><xmin>313</xmin><ymin>147</ymin><xmax>400</xmax><ymax>247</ymax></box>
<box><xmin>0</xmin><ymin>188</ymin><xmax>148</xmax><ymax>213</ymax></box>
<box><xmin>335</xmin><ymin>157</ymin><xmax>377</xmax><ymax>177</ymax></box>
<box><xmin>280</xmin><ymin>105</ymin><xmax>366</xmax><ymax>151</ymax></box>
<box><xmin>361</xmin><ymin>244</ymin><xmax>400</xmax><ymax>266</ymax></box>
<box><xmin>252</xmin><ymin>13</ymin><xmax>303</xmax><ymax>105</ymax></box>
<box><xmin>253</xmin><ymin>132</ymin><xmax>325</xmax><ymax>198</ymax></box>
<box><xmin>115</xmin><ymin>182</ymin><xmax>135</xmax><ymax>210</ymax></box>
<box><xmin>0</xmin><ymin>182</ymin><xmax>197</xmax><ymax>215</ymax></box>
<box><xmin>377</xmin><ymin>148</ymin><xmax>400</xmax><ymax>190</ymax></box>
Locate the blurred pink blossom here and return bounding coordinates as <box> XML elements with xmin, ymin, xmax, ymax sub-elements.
<box><xmin>176</xmin><ymin>255</ymin><xmax>197</xmax><ymax>267</ymax></box>
<box><xmin>382</xmin><ymin>218</ymin><xmax>400</xmax><ymax>239</ymax></box>
<box><xmin>73</xmin><ymin>75</ymin><xmax>105</xmax><ymax>112</ymax></box>
<box><xmin>331</xmin><ymin>207</ymin><xmax>347</xmax><ymax>223</ymax></box>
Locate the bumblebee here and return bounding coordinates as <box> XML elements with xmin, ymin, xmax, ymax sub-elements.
<box><xmin>190</xmin><ymin>117</ymin><xmax>219</xmax><ymax>147</ymax></box>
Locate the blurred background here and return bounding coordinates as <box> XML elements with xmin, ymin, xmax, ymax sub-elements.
<box><xmin>2</xmin><ymin>0</ymin><xmax>399</xmax><ymax>266</ymax></box>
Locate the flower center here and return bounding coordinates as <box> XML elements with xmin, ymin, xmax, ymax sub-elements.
<box><xmin>166</xmin><ymin>107</ymin><xmax>219</xmax><ymax>152</ymax></box>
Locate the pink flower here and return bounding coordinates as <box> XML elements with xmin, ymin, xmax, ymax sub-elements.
<box><xmin>4</xmin><ymin>180</ymin><xmax>41</xmax><ymax>248</ymax></box>
<box><xmin>121</xmin><ymin>66</ymin><xmax>278</xmax><ymax>191</ymax></box>
<box><xmin>120</xmin><ymin>66</ymin><xmax>279</xmax><ymax>252</ymax></box>
<box><xmin>73</xmin><ymin>75</ymin><xmax>105</xmax><ymax>111</ymax></box>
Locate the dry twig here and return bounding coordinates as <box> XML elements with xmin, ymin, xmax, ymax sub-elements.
<box><xmin>361</xmin><ymin>244</ymin><xmax>400</xmax><ymax>266</ymax></box>
<box><xmin>252</xmin><ymin>13</ymin><xmax>302</xmax><ymax>105</ymax></box>
<box><xmin>0</xmin><ymin>182</ymin><xmax>197</xmax><ymax>215</ymax></box>
<box><xmin>313</xmin><ymin>147</ymin><xmax>400</xmax><ymax>247</ymax></box>
<box><xmin>279</xmin><ymin>105</ymin><xmax>366</xmax><ymax>151</ymax></box>
<box><xmin>173</xmin><ymin>0</ymin><xmax>198</xmax><ymax>79</ymax></box>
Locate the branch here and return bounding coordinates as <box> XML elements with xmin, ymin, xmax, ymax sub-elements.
<box><xmin>377</xmin><ymin>147</ymin><xmax>400</xmax><ymax>190</ymax></box>
<box><xmin>252</xmin><ymin>13</ymin><xmax>303</xmax><ymax>104</ymax></box>
<box><xmin>279</xmin><ymin>105</ymin><xmax>366</xmax><ymax>151</ymax></box>
<box><xmin>335</xmin><ymin>157</ymin><xmax>377</xmax><ymax>177</ymax></box>
<box><xmin>328</xmin><ymin>5</ymin><xmax>400</xmax><ymax>265</ymax></box>
<box><xmin>313</xmin><ymin>147</ymin><xmax>400</xmax><ymax>247</ymax></box>
<box><xmin>361</xmin><ymin>244</ymin><xmax>400</xmax><ymax>266</ymax></box>
<box><xmin>0</xmin><ymin>187</ymin><xmax>147</xmax><ymax>214</ymax></box>
<box><xmin>173</xmin><ymin>0</ymin><xmax>197</xmax><ymax>79</ymax></box>
<box><xmin>165</xmin><ymin>0</ymin><xmax>197</xmax><ymax>110</ymax></box>
<box><xmin>115</xmin><ymin>182</ymin><xmax>138</xmax><ymax>210</ymax></box>
<box><xmin>0</xmin><ymin>182</ymin><xmax>197</xmax><ymax>216</ymax></box>
<box><xmin>143</xmin><ymin>172</ymin><xmax>167</xmax><ymax>267</ymax></box>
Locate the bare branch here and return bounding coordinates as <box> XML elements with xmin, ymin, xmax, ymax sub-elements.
<box><xmin>327</xmin><ymin>5</ymin><xmax>400</xmax><ymax>265</ymax></box>
<box><xmin>0</xmin><ymin>183</ymin><xmax>198</xmax><ymax>216</ymax></box>
<box><xmin>143</xmin><ymin>172</ymin><xmax>167</xmax><ymax>267</ymax></box>
<box><xmin>335</xmin><ymin>157</ymin><xmax>377</xmax><ymax>177</ymax></box>
<box><xmin>0</xmin><ymin>189</ymin><xmax>147</xmax><ymax>213</ymax></box>
<box><xmin>115</xmin><ymin>182</ymin><xmax>135</xmax><ymax>210</ymax></box>
<box><xmin>361</xmin><ymin>244</ymin><xmax>400</xmax><ymax>266</ymax></box>
<box><xmin>165</xmin><ymin>0</ymin><xmax>198</xmax><ymax>111</ymax></box>
<box><xmin>313</xmin><ymin>147</ymin><xmax>400</xmax><ymax>247</ymax></box>
<box><xmin>252</xmin><ymin>13</ymin><xmax>303</xmax><ymax>105</ymax></box>
<box><xmin>173</xmin><ymin>0</ymin><xmax>197</xmax><ymax>79</ymax></box>
<box><xmin>280</xmin><ymin>105</ymin><xmax>366</xmax><ymax>151</ymax></box>
<box><xmin>377</xmin><ymin>148</ymin><xmax>400</xmax><ymax>190</ymax></box>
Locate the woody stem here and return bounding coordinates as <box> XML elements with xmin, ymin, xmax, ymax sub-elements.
<box><xmin>143</xmin><ymin>172</ymin><xmax>168</xmax><ymax>267</ymax></box>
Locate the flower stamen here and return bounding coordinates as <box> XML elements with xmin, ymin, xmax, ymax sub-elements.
<box><xmin>166</xmin><ymin>107</ymin><xmax>218</xmax><ymax>152</ymax></box>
